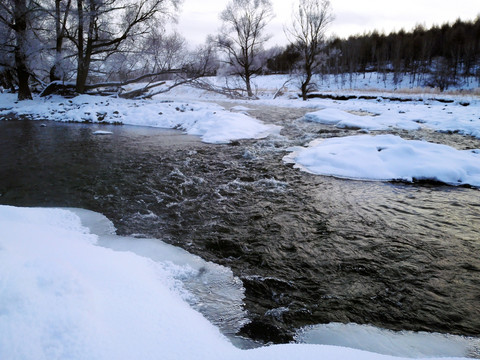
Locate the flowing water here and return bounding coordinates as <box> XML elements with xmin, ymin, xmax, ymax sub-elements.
<box><xmin>1</xmin><ymin>104</ymin><xmax>479</xmax><ymax>345</ymax></box>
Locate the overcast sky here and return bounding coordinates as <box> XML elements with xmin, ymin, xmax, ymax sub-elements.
<box><xmin>176</xmin><ymin>0</ymin><xmax>479</xmax><ymax>48</ymax></box>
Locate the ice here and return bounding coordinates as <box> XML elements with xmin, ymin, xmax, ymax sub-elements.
<box><xmin>296</xmin><ymin>323</ymin><xmax>480</xmax><ymax>358</ymax></box>
<box><xmin>62</xmin><ymin>207</ymin><xmax>117</xmax><ymax>235</ymax></box>
<box><xmin>65</xmin><ymin>208</ymin><xmax>249</xmax><ymax>339</ymax></box>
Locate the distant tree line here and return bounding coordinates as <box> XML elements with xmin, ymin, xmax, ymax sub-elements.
<box><xmin>267</xmin><ymin>17</ymin><xmax>480</xmax><ymax>91</ymax></box>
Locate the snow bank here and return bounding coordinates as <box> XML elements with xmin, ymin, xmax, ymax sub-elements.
<box><xmin>0</xmin><ymin>205</ymin><xmax>232</xmax><ymax>360</ymax></box>
<box><xmin>284</xmin><ymin>135</ymin><xmax>480</xmax><ymax>187</ymax></box>
<box><xmin>1</xmin><ymin>205</ymin><xmax>474</xmax><ymax>360</ymax></box>
<box><xmin>304</xmin><ymin>107</ymin><xmax>393</xmax><ymax>130</ymax></box>
<box><xmin>60</xmin><ymin>208</ymin><xmax>250</xmax><ymax>340</ymax></box>
<box><xmin>152</xmin><ymin>73</ymin><xmax>480</xmax><ymax>102</ymax></box>
<box><xmin>0</xmin><ymin>93</ymin><xmax>279</xmax><ymax>144</ymax></box>
<box><xmin>303</xmin><ymin>105</ymin><xmax>480</xmax><ymax>135</ymax></box>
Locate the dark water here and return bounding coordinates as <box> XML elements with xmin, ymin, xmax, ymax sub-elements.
<box><xmin>1</xmin><ymin>111</ymin><xmax>479</xmax><ymax>344</ymax></box>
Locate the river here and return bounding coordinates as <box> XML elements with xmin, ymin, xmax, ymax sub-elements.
<box><xmin>0</xmin><ymin>104</ymin><xmax>479</xmax><ymax>344</ymax></box>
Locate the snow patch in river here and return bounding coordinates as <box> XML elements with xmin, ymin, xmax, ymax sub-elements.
<box><xmin>284</xmin><ymin>134</ymin><xmax>480</xmax><ymax>187</ymax></box>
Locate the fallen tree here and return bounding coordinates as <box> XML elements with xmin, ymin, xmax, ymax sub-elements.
<box><xmin>189</xmin><ymin>77</ymin><xmax>257</xmax><ymax>100</ymax></box>
<box><xmin>39</xmin><ymin>70</ymin><xmax>184</xmax><ymax>98</ymax></box>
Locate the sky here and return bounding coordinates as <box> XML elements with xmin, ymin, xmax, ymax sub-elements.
<box><xmin>176</xmin><ymin>0</ymin><xmax>480</xmax><ymax>48</ymax></box>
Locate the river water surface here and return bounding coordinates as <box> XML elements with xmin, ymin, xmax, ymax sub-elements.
<box><xmin>1</xmin><ymin>104</ymin><xmax>479</xmax><ymax>345</ymax></box>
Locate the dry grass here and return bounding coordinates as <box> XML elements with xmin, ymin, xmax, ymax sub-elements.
<box><xmin>349</xmin><ymin>86</ymin><xmax>479</xmax><ymax>96</ymax></box>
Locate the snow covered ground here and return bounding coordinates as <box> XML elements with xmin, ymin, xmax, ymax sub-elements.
<box><xmin>1</xmin><ymin>205</ymin><xmax>478</xmax><ymax>360</ymax></box>
<box><xmin>152</xmin><ymin>73</ymin><xmax>480</xmax><ymax>102</ymax></box>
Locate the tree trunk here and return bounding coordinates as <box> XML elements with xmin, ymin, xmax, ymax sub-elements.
<box><xmin>74</xmin><ymin>0</ymin><xmax>92</xmax><ymax>93</ymax></box>
<box><xmin>16</xmin><ymin>60</ymin><xmax>32</xmax><ymax>100</ymax></box>
<box><xmin>301</xmin><ymin>62</ymin><xmax>313</xmax><ymax>101</ymax></box>
<box><xmin>245</xmin><ymin>72</ymin><xmax>253</xmax><ymax>97</ymax></box>
<box><xmin>14</xmin><ymin>0</ymin><xmax>32</xmax><ymax>100</ymax></box>
<box><xmin>50</xmin><ymin>0</ymin><xmax>72</xmax><ymax>82</ymax></box>
<box><xmin>76</xmin><ymin>59</ymin><xmax>90</xmax><ymax>93</ymax></box>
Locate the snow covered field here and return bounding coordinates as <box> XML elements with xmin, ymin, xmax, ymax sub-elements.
<box><xmin>152</xmin><ymin>73</ymin><xmax>480</xmax><ymax>101</ymax></box>
<box><xmin>1</xmin><ymin>205</ymin><xmax>478</xmax><ymax>360</ymax></box>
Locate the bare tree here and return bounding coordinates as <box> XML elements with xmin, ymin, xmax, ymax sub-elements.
<box><xmin>141</xmin><ymin>29</ymin><xmax>186</xmax><ymax>73</ymax></box>
<box><xmin>95</xmin><ymin>29</ymin><xmax>187</xmax><ymax>83</ymax></box>
<box><xmin>0</xmin><ymin>0</ymin><xmax>38</xmax><ymax>100</ymax></box>
<box><xmin>0</xmin><ymin>14</ymin><xmax>15</xmax><ymax>91</ymax></box>
<box><xmin>68</xmin><ymin>0</ymin><xmax>179</xmax><ymax>93</ymax></box>
<box><xmin>286</xmin><ymin>0</ymin><xmax>333</xmax><ymax>100</ymax></box>
<box><xmin>49</xmin><ymin>0</ymin><xmax>73</xmax><ymax>82</ymax></box>
<box><xmin>216</xmin><ymin>0</ymin><xmax>274</xmax><ymax>98</ymax></box>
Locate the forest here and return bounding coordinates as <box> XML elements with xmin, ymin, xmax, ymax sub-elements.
<box><xmin>268</xmin><ymin>18</ymin><xmax>480</xmax><ymax>91</ymax></box>
<box><xmin>1</xmin><ymin>0</ymin><xmax>479</xmax><ymax>101</ymax></box>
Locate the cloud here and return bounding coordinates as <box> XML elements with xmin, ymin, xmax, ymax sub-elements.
<box><xmin>176</xmin><ymin>0</ymin><xmax>480</xmax><ymax>46</ymax></box>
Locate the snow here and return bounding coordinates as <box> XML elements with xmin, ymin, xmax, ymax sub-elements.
<box><xmin>303</xmin><ymin>107</ymin><xmax>422</xmax><ymax>131</ymax></box>
<box><xmin>154</xmin><ymin>74</ymin><xmax>480</xmax><ymax>139</ymax></box>
<box><xmin>92</xmin><ymin>130</ymin><xmax>113</xmax><ymax>135</ymax></box>
<box><xmin>151</xmin><ymin>73</ymin><xmax>479</xmax><ymax>102</ymax></box>
<box><xmin>284</xmin><ymin>135</ymin><xmax>480</xmax><ymax>187</ymax></box>
<box><xmin>0</xmin><ymin>205</ymin><xmax>474</xmax><ymax>360</ymax></box>
<box><xmin>296</xmin><ymin>323</ymin><xmax>480</xmax><ymax>358</ymax></box>
<box><xmin>0</xmin><ymin>93</ymin><xmax>280</xmax><ymax>144</ymax></box>
<box><xmin>302</xmin><ymin>104</ymin><xmax>479</xmax><ymax>135</ymax></box>
<box><xmin>304</xmin><ymin>107</ymin><xmax>396</xmax><ymax>130</ymax></box>
<box><xmin>0</xmin><ymin>205</ymin><xmax>234</xmax><ymax>360</ymax></box>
